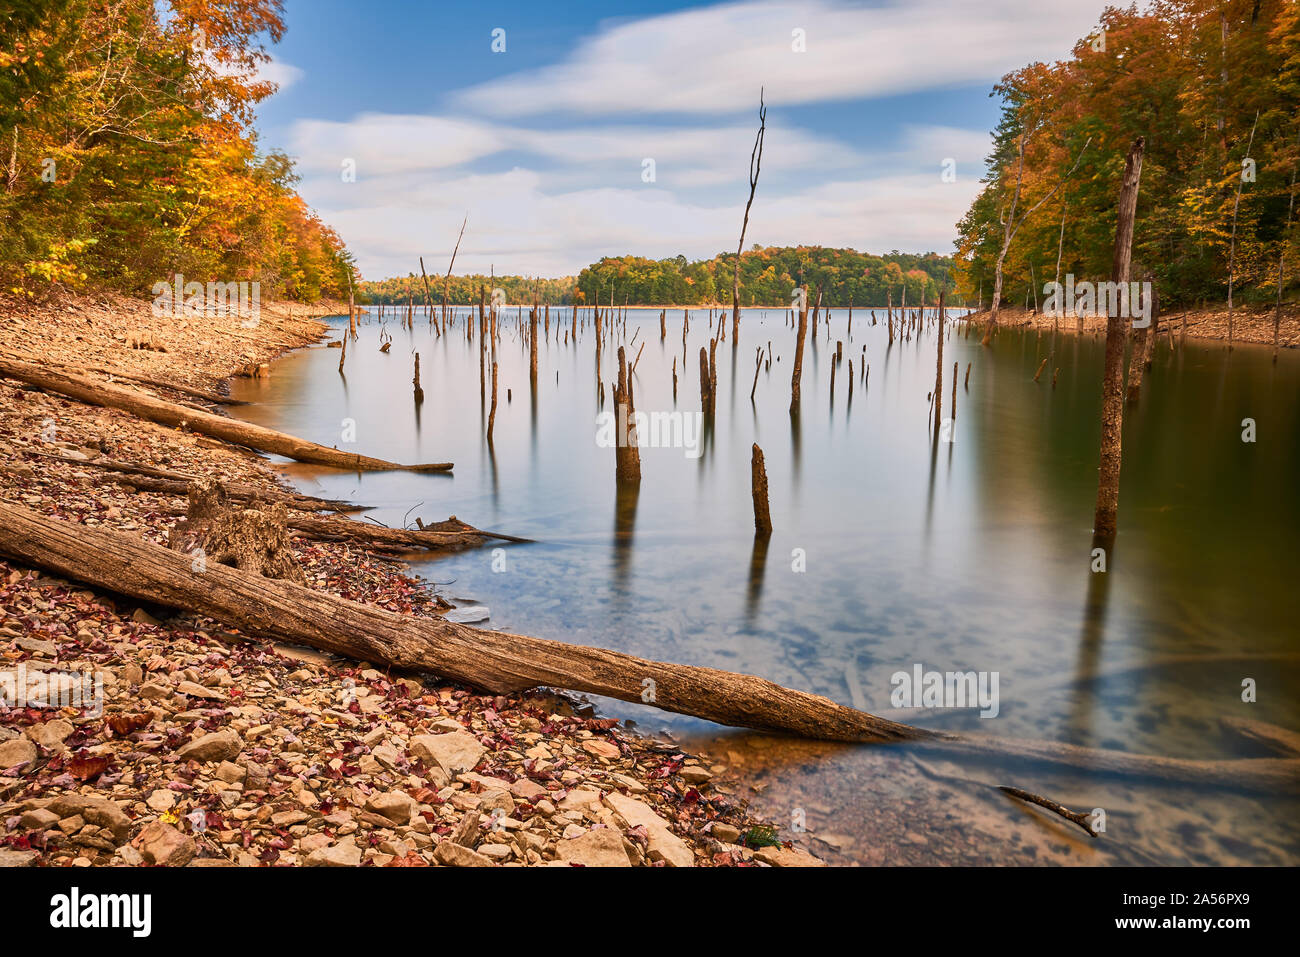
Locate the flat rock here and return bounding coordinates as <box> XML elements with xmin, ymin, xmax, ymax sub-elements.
<box><xmin>754</xmin><ymin>845</ymin><xmax>826</xmax><ymax>867</ymax></box>
<box><xmin>176</xmin><ymin>681</ymin><xmax>224</xmax><ymax>700</ymax></box>
<box><xmin>509</xmin><ymin>778</ymin><xmax>548</xmax><ymax>803</ymax></box>
<box><xmin>409</xmin><ymin>731</ymin><xmax>484</xmax><ymax>775</ymax></box>
<box><xmin>15</xmin><ymin>636</ymin><xmax>57</xmax><ymax>657</ymax></box>
<box><xmin>306</xmin><ymin>839</ymin><xmax>362</xmax><ymax>867</ymax></box>
<box><xmin>604</xmin><ymin>792</ymin><xmax>694</xmax><ymax>867</ymax></box>
<box><xmin>24</xmin><ymin>719</ymin><xmax>74</xmax><ymax>749</ymax></box>
<box><xmin>48</xmin><ymin>794</ymin><xmax>130</xmax><ymax>843</ymax></box>
<box><xmin>133</xmin><ymin>822</ymin><xmax>196</xmax><ymax>867</ymax></box>
<box><xmin>555</xmin><ymin>827</ymin><xmax>635</xmax><ymax>867</ymax></box>
<box><xmin>0</xmin><ymin>738</ymin><xmax>37</xmax><ymax>769</ymax></box>
<box><xmin>434</xmin><ymin>842</ymin><xmax>495</xmax><ymax>867</ymax></box>
<box><xmin>177</xmin><ymin>728</ymin><xmax>241</xmax><ymax>763</ymax></box>
<box><xmin>0</xmin><ymin>849</ymin><xmax>37</xmax><ymax>867</ymax></box>
<box><xmin>364</xmin><ymin>790</ymin><xmax>415</xmax><ymax>824</ymax></box>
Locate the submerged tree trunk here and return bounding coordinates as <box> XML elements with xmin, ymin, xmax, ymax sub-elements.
<box><xmin>790</xmin><ymin>288</ymin><xmax>810</xmax><ymax>411</ymax></box>
<box><xmin>1093</xmin><ymin>136</ymin><xmax>1145</xmax><ymax>540</ymax></box>
<box><xmin>613</xmin><ymin>346</ymin><xmax>641</xmax><ymax>485</ymax></box>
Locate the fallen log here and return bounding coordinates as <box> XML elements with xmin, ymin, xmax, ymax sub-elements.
<box><xmin>1219</xmin><ymin>716</ymin><xmax>1300</xmax><ymax>757</ymax></box>
<box><xmin>0</xmin><ymin>350</ymin><xmax>249</xmax><ymax>406</ymax></box>
<box><xmin>0</xmin><ymin>358</ymin><xmax>451</xmax><ymax>472</ymax></box>
<box><xmin>922</xmin><ymin>731</ymin><xmax>1300</xmax><ymax>793</ymax></box>
<box><xmin>22</xmin><ymin>450</ymin><xmax>363</xmax><ymax>512</ymax></box>
<box><xmin>287</xmin><ymin>514</ymin><xmax>533</xmax><ymax>552</ymax></box>
<box><xmin>0</xmin><ymin>501</ymin><xmax>917</xmax><ymax>743</ymax></box>
<box><xmin>1</xmin><ymin>502</ymin><xmax>1296</xmax><ymax>793</ymax></box>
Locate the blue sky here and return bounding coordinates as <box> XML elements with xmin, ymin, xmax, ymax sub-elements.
<box><xmin>249</xmin><ymin>0</ymin><xmax>1109</xmax><ymax>279</ymax></box>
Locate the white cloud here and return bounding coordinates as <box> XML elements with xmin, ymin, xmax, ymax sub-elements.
<box><xmin>456</xmin><ymin>0</ymin><xmax>1104</xmax><ymax>117</ymax></box>
<box><xmin>280</xmin><ymin>0</ymin><xmax>1083</xmax><ymax>277</ymax></box>
<box><xmin>254</xmin><ymin>57</ymin><xmax>304</xmax><ymax>93</ymax></box>
<box><xmin>295</xmin><ymin>118</ymin><xmax>985</xmax><ymax>278</ymax></box>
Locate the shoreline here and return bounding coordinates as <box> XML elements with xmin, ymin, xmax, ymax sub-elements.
<box><xmin>956</xmin><ymin>303</ymin><xmax>1300</xmax><ymax>349</ymax></box>
<box><xmin>0</xmin><ymin>291</ymin><xmax>802</xmax><ymax>868</ymax></box>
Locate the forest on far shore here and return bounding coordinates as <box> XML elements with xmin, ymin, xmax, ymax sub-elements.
<box><xmin>357</xmin><ymin>247</ymin><xmax>956</xmax><ymax>308</ymax></box>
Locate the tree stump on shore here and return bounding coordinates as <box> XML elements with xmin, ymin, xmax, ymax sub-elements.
<box><xmin>167</xmin><ymin>479</ymin><xmax>304</xmax><ymax>583</ymax></box>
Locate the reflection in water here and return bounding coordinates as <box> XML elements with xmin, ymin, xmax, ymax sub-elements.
<box><xmin>612</xmin><ymin>480</ymin><xmax>639</xmax><ymax>594</ymax></box>
<box><xmin>745</xmin><ymin>533</ymin><xmax>770</xmax><ymax>630</ymax></box>
<box><xmin>231</xmin><ymin>305</ymin><xmax>1300</xmax><ymax>865</ymax></box>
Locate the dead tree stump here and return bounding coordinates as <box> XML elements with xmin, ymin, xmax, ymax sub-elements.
<box><xmin>168</xmin><ymin>479</ymin><xmax>304</xmax><ymax>583</ymax></box>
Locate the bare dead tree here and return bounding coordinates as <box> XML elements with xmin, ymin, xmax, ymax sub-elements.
<box><xmin>732</xmin><ymin>89</ymin><xmax>766</xmax><ymax>340</ymax></box>
<box><xmin>442</xmin><ymin>214</ymin><xmax>468</xmax><ymax>333</ymax></box>
<box><xmin>1093</xmin><ymin>136</ymin><xmax>1145</xmax><ymax>542</ymax></box>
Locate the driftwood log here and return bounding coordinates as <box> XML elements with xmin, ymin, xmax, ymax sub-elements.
<box><xmin>24</xmin><ymin>450</ymin><xmax>362</xmax><ymax>512</ymax></box>
<box><xmin>0</xmin><ymin>501</ymin><xmax>917</xmax><ymax>743</ymax></box>
<box><xmin>0</xmin><ymin>501</ymin><xmax>1297</xmax><ymax>793</ymax></box>
<box><xmin>0</xmin><ymin>357</ymin><xmax>452</xmax><ymax>472</ymax></box>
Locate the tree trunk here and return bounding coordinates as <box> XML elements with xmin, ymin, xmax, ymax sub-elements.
<box><xmin>613</xmin><ymin>346</ymin><xmax>641</xmax><ymax>485</ymax></box>
<box><xmin>790</xmin><ymin>289</ymin><xmax>810</xmax><ymax>411</ymax></box>
<box><xmin>0</xmin><ymin>502</ymin><xmax>915</xmax><ymax>743</ymax></box>
<box><xmin>933</xmin><ymin>292</ymin><xmax>945</xmax><ymax>432</ymax></box>
<box><xmin>751</xmin><ymin>443</ymin><xmax>772</xmax><ymax>537</ymax></box>
<box><xmin>0</xmin><ymin>358</ymin><xmax>451</xmax><ymax>472</ymax></box>
<box><xmin>1093</xmin><ymin>136</ymin><xmax>1145</xmax><ymax>540</ymax></box>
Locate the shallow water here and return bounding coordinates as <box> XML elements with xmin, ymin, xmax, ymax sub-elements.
<box><xmin>230</xmin><ymin>305</ymin><xmax>1300</xmax><ymax>865</ymax></box>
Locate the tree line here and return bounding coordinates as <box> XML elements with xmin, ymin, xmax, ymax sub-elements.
<box><xmin>1</xmin><ymin>0</ymin><xmax>354</xmax><ymax>303</ymax></box>
<box><xmin>954</xmin><ymin>0</ymin><xmax>1298</xmax><ymax>311</ymax></box>
<box><xmin>358</xmin><ymin>247</ymin><xmax>955</xmax><ymax>307</ymax></box>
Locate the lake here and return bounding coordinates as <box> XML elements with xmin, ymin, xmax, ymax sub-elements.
<box><xmin>230</xmin><ymin>304</ymin><xmax>1300</xmax><ymax>866</ymax></box>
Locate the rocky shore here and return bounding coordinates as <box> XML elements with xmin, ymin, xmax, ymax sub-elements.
<box><xmin>0</xmin><ymin>290</ymin><xmax>812</xmax><ymax>868</ymax></box>
<box><xmin>959</xmin><ymin>302</ymin><xmax>1300</xmax><ymax>349</ymax></box>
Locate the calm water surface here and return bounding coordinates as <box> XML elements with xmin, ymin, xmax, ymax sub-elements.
<box><xmin>231</xmin><ymin>305</ymin><xmax>1300</xmax><ymax>865</ymax></box>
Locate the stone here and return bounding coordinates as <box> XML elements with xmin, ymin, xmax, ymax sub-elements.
<box><xmin>145</xmin><ymin>790</ymin><xmax>177</xmax><ymax>813</ymax></box>
<box><xmin>0</xmin><ymin>738</ymin><xmax>37</xmax><ymax>769</ymax></box>
<box><xmin>478</xmin><ymin>843</ymin><xmax>512</xmax><ymax>861</ymax></box>
<box><xmin>15</xmin><ymin>636</ymin><xmax>57</xmax><ymax>657</ymax></box>
<box><xmin>20</xmin><ymin>808</ymin><xmax>60</xmax><ymax>829</ymax></box>
<box><xmin>711</xmin><ymin>823</ymin><xmax>742</xmax><ymax>844</ymax></box>
<box><xmin>365</xmin><ymin>790</ymin><xmax>415</xmax><ymax>824</ymax></box>
<box><xmin>133</xmin><ymin>822</ymin><xmax>196</xmax><ymax>867</ymax></box>
<box><xmin>509</xmin><ymin>778</ymin><xmax>548</xmax><ymax>803</ymax></box>
<box><xmin>176</xmin><ymin>681</ymin><xmax>223</xmax><ymax>700</ymax></box>
<box><xmin>371</xmin><ymin>743</ymin><xmax>401</xmax><ymax>769</ymax></box>
<box><xmin>479</xmin><ymin>790</ymin><xmax>515</xmax><ymax>815</ymax></box>
<box><xmin>177</xmin><ymin>728</ymin><xmax>241</xmax><ymax>763</ymax></box>
<box><xmin>215</xmin><ymin>761</ymin><xmax>247</xmax><ymax>784</ymax></box>
<box><xmin>0</xmin><ymin>849</ymin><xmax>37</xmax><ymax>867</ymax></box>
<box><xmin>305</xmin><ymin>838</ymin><xmax>362</xmax><ymax>867</ymax></box>
<box><xmin>555</xmin><ymin>827</ymin><xmax>635</xmax><ymax>867</ymax></box>
<box><xmin>680</xmin><ymin>765</ymin><xmax>714</xmax><ymax>785</ymax></box>
<box><xmin>48</xmin><ymin>795</ymin><xmax>130</xmax><ymax>843</ymax></box>
<box><xmin>755</xmin><ymin>845</ymin><xmax>826</xmax><ymax>867</ymax></box>
<box><xmin>433</xmin><ymin>842</ymin><xmax>495</xmax><ymax>867</ymax></box>
<box><xmin>581</xmin><ymin>739</ymin><xmax>620</xmax><ymax>760</ymax></box>
<box><xmin>409</xmin><ymin>731</ymin><xmax>484</xmax><ymax>775</ymax></box>
<box><xmin>603</xmin><ymin>792</ymin><xmax>694</xmax><ymax>867</ymax></box>
<box><xmin>24</xmin><ymin>719</ymin><xmax>74</xmax><ymax>749</ymax></box>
